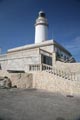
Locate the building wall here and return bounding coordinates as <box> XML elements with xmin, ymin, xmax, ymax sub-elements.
<box><xmin>40</xmin><ymin>44</ymin><xmax>54</xmax><ymax>53</ymax></box>
<box><xmin>8</xmin><ymin>48</ymin><xmax>39</xmax><ymax>57</ymax></box>
<box><xmin>0</xmin><ymin>48</ymin><xmax>41</xmax><ymax>71</ymax></box>
<box><xmin>0</xmin><ymin>56</ymin><xmax>41</xmax><ymax>71</ymax></box>
<box><xmin>0</xmin><ymin>41</ymin><xmax>77</xmax><ymax>72</ymax></box>
<box><xmin>0</xmin><ymin>44</ymin><xmax>54</xmax><ymax>71</ymax></box>
<box><xmin>54</xmin><ymin>46</ymin><xmax>72</xmax><ymax>62</ymax></box>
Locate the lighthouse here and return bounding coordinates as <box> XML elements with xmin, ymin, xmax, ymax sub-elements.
<box><xmin>35</xmin><ymin>11</ymin><xmax>48</xmax><ymax>44</ymax></box>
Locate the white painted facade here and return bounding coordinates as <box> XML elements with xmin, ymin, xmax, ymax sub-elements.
<box><xmin>35</xmin><ymin>25</ymin><xmax>48</xmax><ymax>43</ymax></box>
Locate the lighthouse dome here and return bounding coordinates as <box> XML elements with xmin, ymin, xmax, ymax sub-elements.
<box><xmin>39</xmin><ymin>11</ymin><xmax>46</xmax><ymax>17</ymax></box>
<box><xmin>35</xmin><ymin>11</ymin><xmax>48</xmax><ymax>26</ymax></box>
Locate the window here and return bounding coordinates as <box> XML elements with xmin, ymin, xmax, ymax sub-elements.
<box><xmin>41</xmin><ymin>54</ymin><xmax>52</xmax><ymax>65</ymax></box>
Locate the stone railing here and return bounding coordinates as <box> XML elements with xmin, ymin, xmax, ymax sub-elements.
<box><xmin>29</xmin><ymin>64</ymin><xmax>41</xmax><ymax>71</ymax></box>
<box><xmin>42</xmin><ymin>63</ymin><xmax>53</xmax><ymax>71</ymax></box>
<box><xmin>29</xmin><ymin>64</ymin><xmax>78</xmax><ymax>81</ymax></box>
<box><xmin>29</xmin><ymin>64</ymin><xmax>52</xmax><ymax>72</ymax></box>
<box><xmin>42</xmin><ymin>64</ymin><xmax>77</xmax><ymax>81</ymax></box>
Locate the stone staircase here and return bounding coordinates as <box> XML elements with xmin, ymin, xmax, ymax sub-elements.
<box><xmin>29</xmin><ymin>63</ymin><xmax>78</xmax><ymax>81</ymax></box>
<box><xmin>33</xmin><ymin>69</ymin><xmax>80</xmax><ymax>95</ymax></box>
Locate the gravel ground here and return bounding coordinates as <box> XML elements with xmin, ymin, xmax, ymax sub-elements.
<box><xmin>0</xmin><ymin>88</ymin><xmax>80</xmax><ymax>120</ymax></box>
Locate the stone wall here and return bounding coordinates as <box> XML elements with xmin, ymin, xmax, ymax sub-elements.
<box><xmin>0</xmin><ymin>43</ymin><xmax>54</xmax><ymax>71</ymax></box>
<box><xmin>56</xmin><ymin>61</ymin><xmax>80</xmax><ymax>73</ymax></box>
<box><xmin>10</xmin><ymin>73</ymin><xmax>33</xmax><ymax>88</ymax></box>
<box><xmin>0</xmin><ymin>70</ymin><xmax>11</xmax><ymax>78</ymax></box>
<box><xmin>0</xmin><ymin>69</ymin><xmax>80</xmax><ymax>95</ymax></box>
<box><xmin>0</xmin><ymin>71</ymin><xmax>33</xmax><ymax>88</ymax></box>
<box><xmin>0</xmin><ymin>48</ymin><xmax>41</xmax><ymax>71</ymax></box>
<box><xmin>33</xmin><ymin>71</ymin><xmax>80</xmax><ymax>96</ymax></box>
<box><xmin>40</xmin><ymin>44</ymin><xmax>53</xmax><ymax>53</ymax></box>
<box><xmin>7</xmin><ymin>48</ymin><xmax>40</xmax><ymax>57</ymax></box>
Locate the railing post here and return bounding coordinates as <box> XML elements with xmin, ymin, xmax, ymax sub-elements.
<box><xmin>70</xmin><ymin>73</ymin><xmax>72</xmax><ymax>80</ymax></box>
<box><xmin>67</xmin><ymin>73</ymin><xmax>69</xmax><ymax>79</ymax></box>
<box><xmin>52</xmin><ymin>52</ymin><xmax>56</xmax><ymax>67</ymax></box>
<box><xmin>74</xmin><ymin>73</ymin><xmax>75</xmax><ymax>81</ymax></box>
<box><xmin>40</xmin><ymin>64</ymin><xmax>42</xmax><ymax>71</ymax></box>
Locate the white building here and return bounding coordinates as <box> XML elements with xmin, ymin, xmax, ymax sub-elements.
<box><xmin>0</xmin><ymin>11</ymin><xmax>75</xmax><ymax>72</ymax></box>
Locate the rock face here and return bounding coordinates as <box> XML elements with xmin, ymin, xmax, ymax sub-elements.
<box><xmin>10</xmin><ymin>73</ymin><xmax>33</xmax><ymax>88</ymax></box>
<box><xmin>0</xmin><ymin>76</ymin><xmax>12</xmax><ymax>88</ymax></box>
<box><xmin>0</xmin><ymin>72</ymin><xmax>33</xmax><ymax>89</ymax></box>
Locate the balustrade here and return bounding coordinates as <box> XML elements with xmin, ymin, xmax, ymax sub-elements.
<box><xmin>29</xmin><ymin>64</ymin><xmax>40</xmax><ymax>71</ymax></box>
<box><xmin>29</xmin><ymin>64</ymin><xmax>77</xmax><ymax>81</ymax></box>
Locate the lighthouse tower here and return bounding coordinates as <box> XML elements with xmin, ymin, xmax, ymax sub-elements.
<box><xmin>35</xmin><ymin>11</ymin><xmax>48</xmax><ymax>44</ymax></box>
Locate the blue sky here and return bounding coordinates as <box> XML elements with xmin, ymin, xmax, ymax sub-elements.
<box><xmin>0</xmin><ymin>0</ymin><xmax>80</xmax><ymax>62</ymax></box>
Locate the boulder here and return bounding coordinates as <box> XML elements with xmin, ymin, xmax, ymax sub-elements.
<box><xmin>0</xmin><ymin>76</ymin><xmax>12</xmax><ymax>88</ymax></box>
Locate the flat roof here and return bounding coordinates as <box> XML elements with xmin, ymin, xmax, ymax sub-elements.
<box><xmin>7</xmin><ymin>39</ymin><xmax>72</xmax><ymax>56</ymax></box>
<box><xmin>7</xmin><ymin>40</ymin><xmax>54</xmax><ymax>53</ymax></box>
